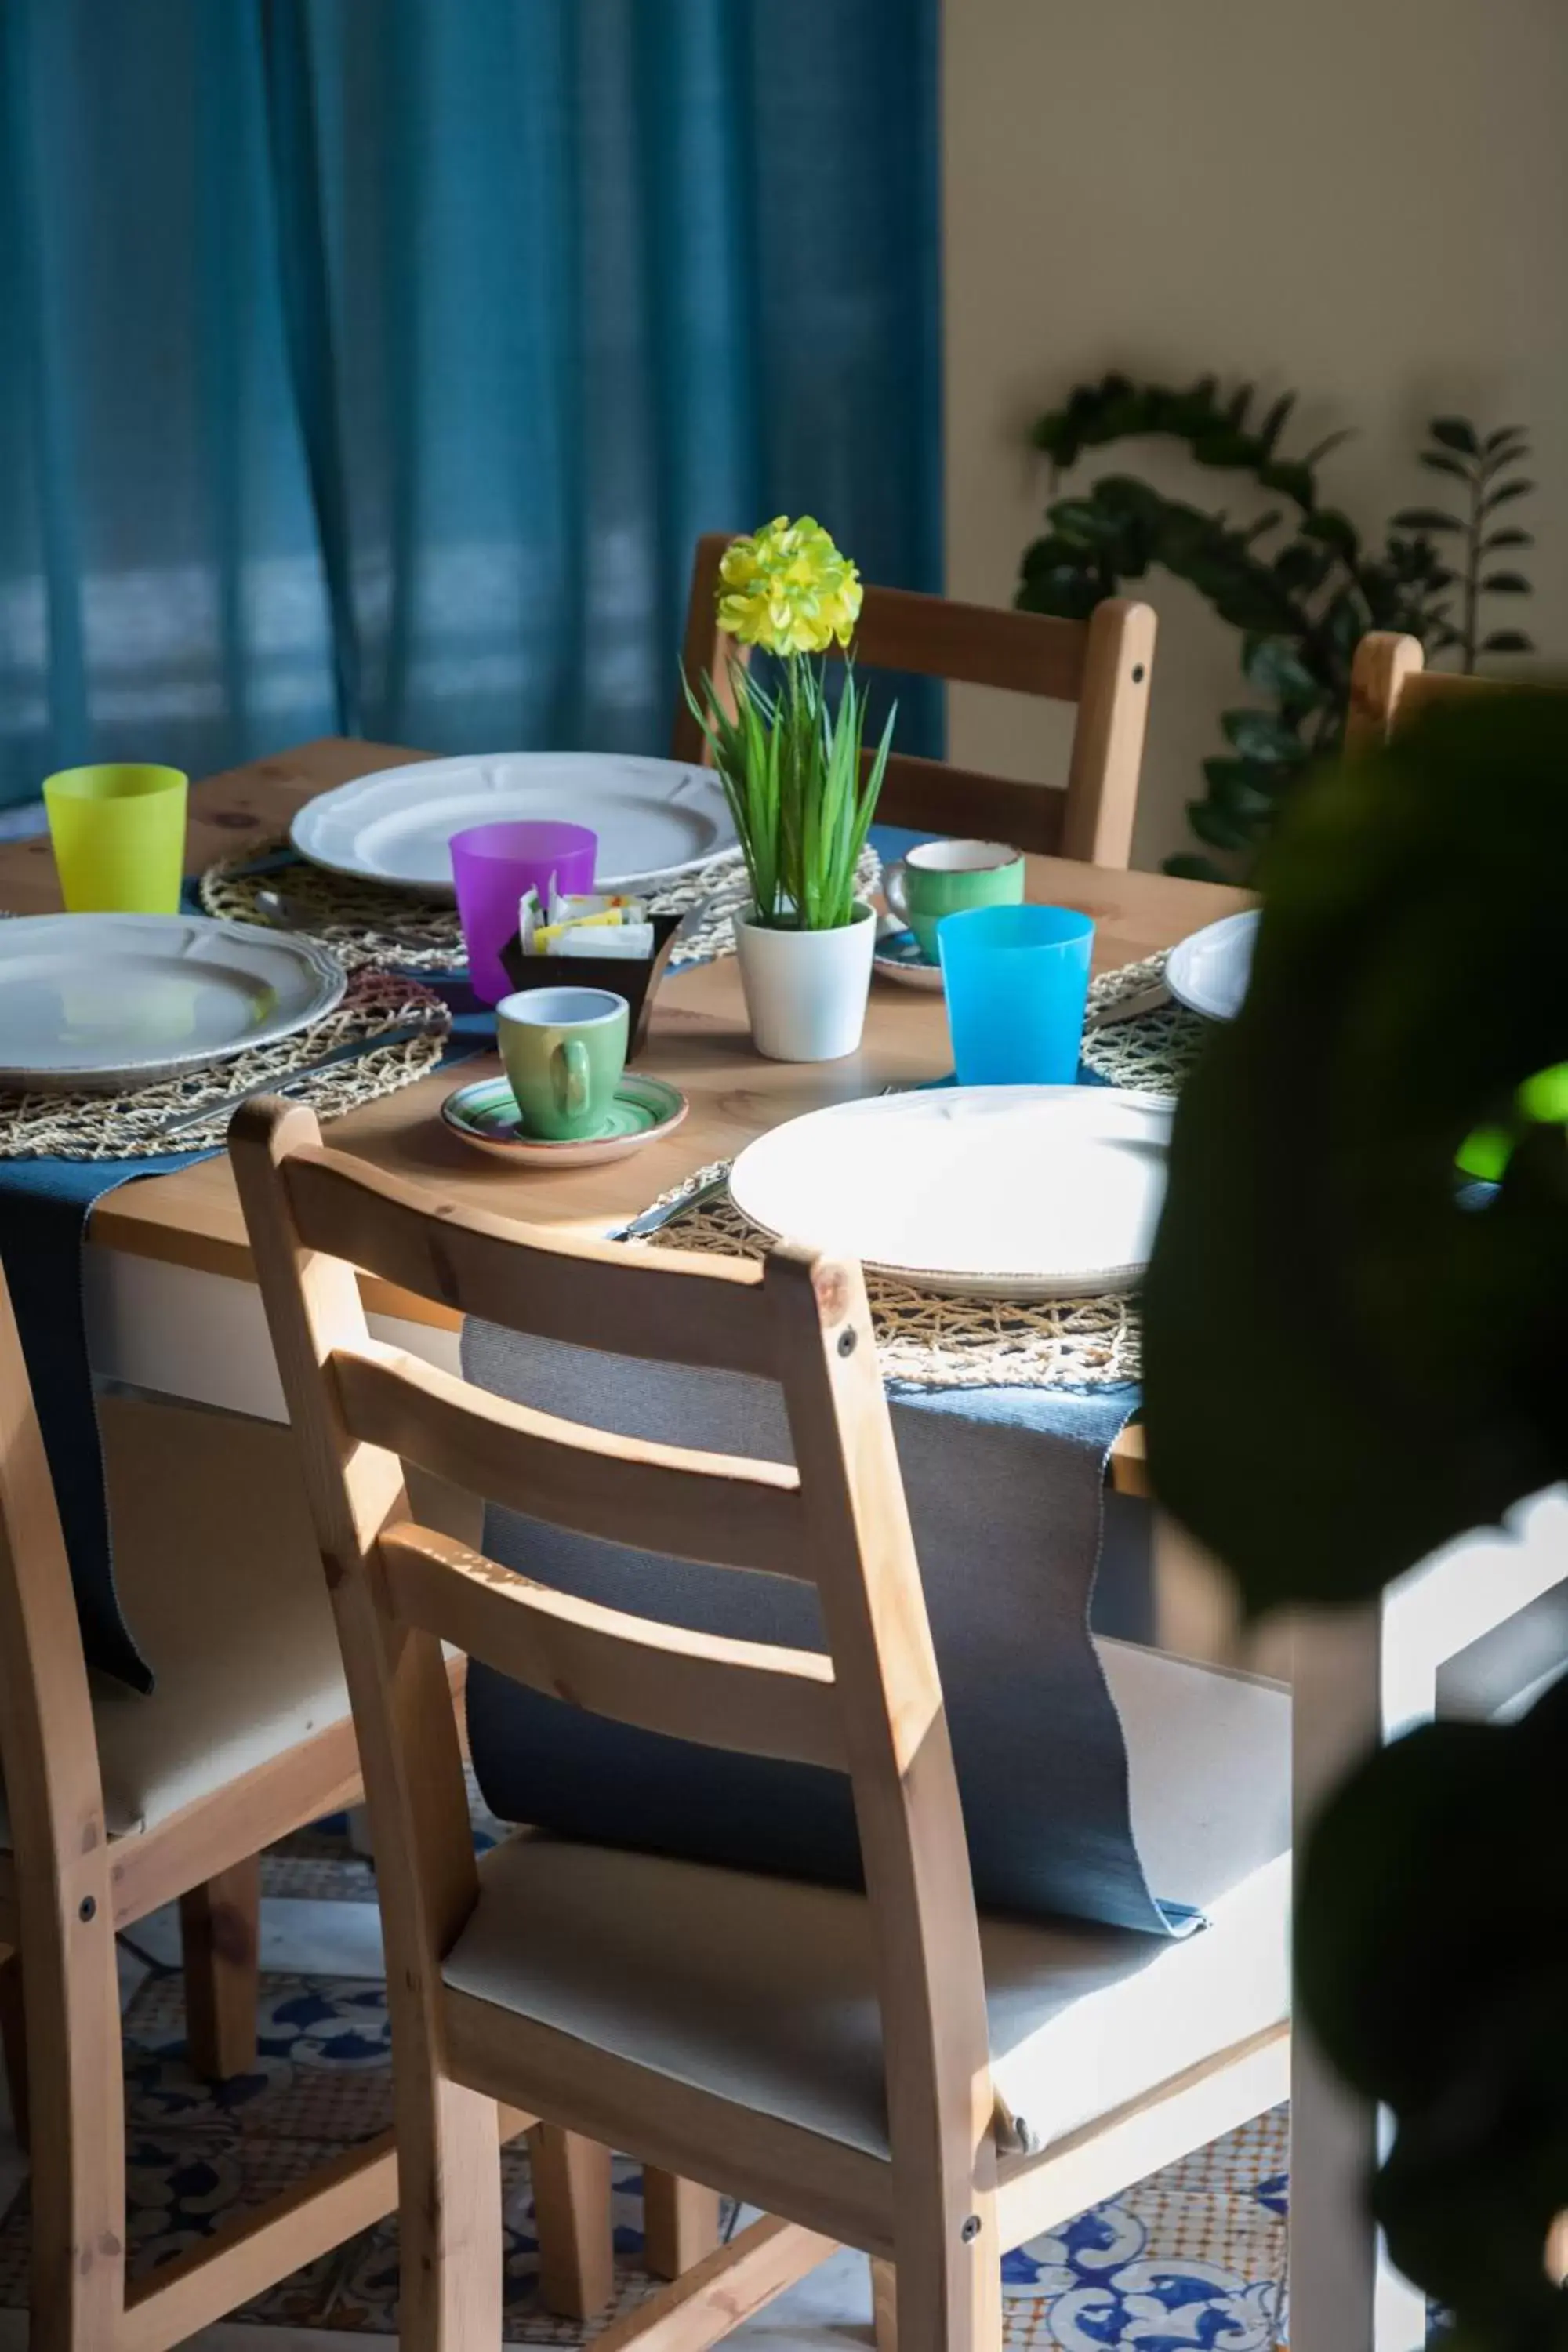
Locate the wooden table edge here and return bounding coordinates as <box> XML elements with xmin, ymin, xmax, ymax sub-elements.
<box><xmin>0</xmin><ymin>738</ymin><xmax>1248</xmax><ymax>1486</ymax></box>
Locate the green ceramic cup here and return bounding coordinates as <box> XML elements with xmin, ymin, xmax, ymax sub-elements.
<box><xmin>884</xmin><ymin>838</ymin><xmax>1025</xmax><ymax>962</ymax></box>
<box><xmin>495</xmin><ymin>985</ymin><xmax>629</xmax><ymax>1141</ymax></box>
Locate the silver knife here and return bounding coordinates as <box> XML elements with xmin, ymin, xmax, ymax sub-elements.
<box><xmin>147</xmin><ymin>1022</ymin><xmax>441</xmax><ymax>1143</ymax></box>
<box><xmin>1084</xmin><ymin>982</ymin><xmax>1172</xmax><ymax>1029</ymax></box>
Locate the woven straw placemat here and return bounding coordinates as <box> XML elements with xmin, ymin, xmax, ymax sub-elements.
<box><xmin>0</xmin><ymin>969</ymin><xmax>452</xmax><ymax>1161</ymax></box>
<box><xmin>198</xmin><ymin>838</ymin><xmax>881</xmax><ymax>975</ymax></box>
<box><xmin>635</xmin><ymin>1167</ymin><xmax>1143</xmax><ymax>1391</ymax></box>
<box><xmin>626</xmin><ymin>958</ymin><xmax>1207</xmax><ymax>1392</ymax></box>
<box><xmin>1080</xmin><ymin>952</ymin><xmax>1206</xmax><ymax>1093</ymax></box>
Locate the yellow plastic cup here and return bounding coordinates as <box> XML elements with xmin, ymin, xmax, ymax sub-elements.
<box><xmin>42</xmin><ymin>763</ymin><xmax>188</xmax><ymax>913</ymax></box>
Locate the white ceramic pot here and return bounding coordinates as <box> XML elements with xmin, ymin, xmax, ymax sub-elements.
<box><xmin>733</xmin><ymin>900</ymin><xmax>877</xmax><ymax>1062</ymax></box>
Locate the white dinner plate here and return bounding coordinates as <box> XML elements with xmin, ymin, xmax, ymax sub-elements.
<box><xmin>728</xmin><ymin>1086</ymin><xmax>1174</xmax><ymax>1298</ymax></box>
<box><xmin>1163</xmin><ymin>909</ymin><xmax>1258</xmax><ymax>1022</ymax></box>
<box><xmin>290</xmin><ymin>753</ymin><xmax>737</xmax><ymax>897</ymax></box>
<box><xmin>0</xmin><ymin>914</ymin><xmax>346</xmax><ymax>1092</ymax></box>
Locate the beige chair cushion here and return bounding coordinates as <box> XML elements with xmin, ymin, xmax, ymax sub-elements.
<box><xmin>2</xmin><ymin>1395</ymin><xmax>350</xmax><ymax>1844</ymax></box>
<box><xmin>443</xmin><ymin>1639</ymin><xmax>1290</xmax><ymax>2159</ymax></box>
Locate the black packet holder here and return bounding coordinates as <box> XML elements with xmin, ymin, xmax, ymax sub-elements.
<box><xmin>495</xmin><ymin>913</ymin><xmax>683</xmax><ymax>1062</ymax></box>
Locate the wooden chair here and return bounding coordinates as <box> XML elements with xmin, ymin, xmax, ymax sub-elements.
<box><xmin>1346</xmin><ymin>630</ymin><xmax>1509</xmax><ymax>750</ymax></box>
<box><xmin>0</xmin><ymin>1272</ymin><xmax>609</xmax><ymax>2350</ymax></box>
<box><xmin>234</xmin><ymin>1097</ymin><xmax>1292</xmax><ymax>2352</ymax></box>
<box><xmin>673</xmin><ymin>535</ymin><xmax>1158</xmax><ymax>867</ymax></box>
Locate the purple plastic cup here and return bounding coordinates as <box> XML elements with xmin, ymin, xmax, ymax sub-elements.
<box><xmin>449</xmin><ymin>820</ymin><xmax>597</xmax><ymax>1005</ymax></box>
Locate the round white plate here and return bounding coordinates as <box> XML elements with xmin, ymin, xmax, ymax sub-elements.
<box><xmin>290</xmin><ymin>753</ymin><xmax>737</xmax><ymax>897</ymax></box>
<box><xmin>728</xmin><ymin>1085</ymin><xmax>1174</xmax><ymax>1298</ymax></box>
<box><xmin>1164</xmin><ymin>909</ymin><xmax>1258</xmax><ymax>1022</ymax></box>
<box><xmin>0</xmin><ymin>914</ymin><xmax>346</xmax><ymax>1093</ymax></box>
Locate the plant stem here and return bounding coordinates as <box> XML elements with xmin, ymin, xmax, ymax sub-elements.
<box><xmin>1463</xmin><ymin>463</ymin><xmax>1481</xmax><ymax>673</ymax></box>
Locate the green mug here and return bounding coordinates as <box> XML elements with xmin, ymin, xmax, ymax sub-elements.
<box><xmin>495</xmin><ymin>985</ymin><xmax>629</xmax><ymax>1141</ymax></box>
<box><xmin>884</xmin><ymin>838</ymin><xmax>1025</xmax><ymax>962</ymax></box>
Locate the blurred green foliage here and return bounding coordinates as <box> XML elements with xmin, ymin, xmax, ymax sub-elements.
<box><xmin>1143</xmin><ymin>692</ymin><xmax>1568</xmax><ymax>2348</ymax></box>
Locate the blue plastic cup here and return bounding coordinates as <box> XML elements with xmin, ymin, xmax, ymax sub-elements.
<box><xmin>938</xmin><ymin>902</ymin><xmax>1095</xmax><ymax>1084</ymax></box>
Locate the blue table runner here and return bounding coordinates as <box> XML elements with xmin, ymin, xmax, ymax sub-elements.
<box><xmin>0</xmin><ymin>969</ymin><xmax>492</xmax><ymax>1688</ymax></box>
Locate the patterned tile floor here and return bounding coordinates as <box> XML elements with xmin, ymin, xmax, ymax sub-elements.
<box><xmin>0</xmin><ymin>1806</ymin><xmax>1290</xmax><ymax>2349</ymax></box>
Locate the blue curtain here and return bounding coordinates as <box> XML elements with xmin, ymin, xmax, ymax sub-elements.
<box><xmin>0</xmin><ymin>0</ymin><xmax>942</xmax><ymax>808</ymax></box>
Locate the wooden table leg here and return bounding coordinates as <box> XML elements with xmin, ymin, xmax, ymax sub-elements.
<box><xmin>180</xmin><ymin>1853</ymin><xmax>261</xmax><ymax>2081</ymax></box>
<box><xmin>643</xmin><ymin>2171</ymin><xmax>722</xmax><ymax>2278</ymax></box>
<box><xmin>0</xmin><ymin>1951</ymin><xmax>28</xmax><ymax>2149</ymax></box>
<box><xmin>530</xmin><ymin>2125</ymin><xmax>615</xmax><ymax>2318</ymax></box>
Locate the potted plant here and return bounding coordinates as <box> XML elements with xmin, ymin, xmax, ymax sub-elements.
<box><xmin>687</xmin><ymin>516</ymin><xmax>894</xmax><ymax>1062</ymax></box>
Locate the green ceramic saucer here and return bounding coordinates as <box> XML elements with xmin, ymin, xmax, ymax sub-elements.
<box><xmin>441</xmin><ymin>1070</ymin><xmax>688</xmax><ymax>1167</ymax></box>
<box><xmin>872</xmin><ymin>924</ymin><xmax>944</xmax><ymax>993</ymax></box>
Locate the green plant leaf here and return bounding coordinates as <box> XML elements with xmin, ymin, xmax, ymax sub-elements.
<box><xmin>1258</xmin><ymin>391</ymin><xmax>1296</xmax><ymax>452</ymax></box>
<box><xmin>1200</xmin><ymin>757</ymin><xmax>1281</xmax><ymax>820</ymax></box>
<box><xmin>1189</xmin><ymin>427</ymin><xmax>1259</xmax><ymax>466</ymax></box>
<box><xmin>1161</xmin><ymin>850</ymin><xmax>1232</xmax><ymax>883</ymax></box>
<box><xmin>1269</xmin><ymin>543</ymin><xmax>1334</xmax><ymax>597</ymax></box>
<box><xmin>1186</xmin><ymin>799</ymin><xmax>1256</xmax><ymax>851</ymax></box>
<box><xmin>1482</xmin><ymin>572</ymin><xmax>1532</xmax><ymax>593</ymax></box>
<box><xmin>1221</xmin><ymin>707</ymin><xmax>1309</xmax><ymax>763</ymax></box>
<box><xmin>1428</xmin><ymin>415</ymin><xmax>1481</xmax><ymax>455</ymax></box>
<box><xmin>1238</xmin><ymin>507</ymin><xmax>1285</xmax><ymax>546</ymax></box>
<box><xmin>1297</xmin><ymin>1690</ymin><xmax>1568</xmax><ymax>2351</ymax></box>
<box><xmin>1483</xmin><ymin>629</ymin><xmax>1534</xmax><ymax>654</ymax></box>
<box><xmin>1420</xmin><ymin>451</ymin><xmax>1472</xmax><ymax>481</ymax></box>
<box><xmin>1241</xmin><ymin>636</ymin><xmax>1322</xmax><ymax>704</ymax></box>
<box><xmin>1482</xmin><ymin>478</ymin><xmax>1534</xmax><ymax>510</ymax></box>
<box><xmin>1483</xmin><ymin>423</ymin><xmax>1527</xmax><ymax>451</ymax></box>
<box><xmin>1390</xmin><ymin>506</ymin><xmax>1464</xmax><ymax>533</ymax></box>
<box><xmin>1301</xmin><ymin>507</ymin><xmax>1360</xmax><ymax>554</ymax></box>
<box><xmin>1300</xmin><ymin>426</ymin><xmax>1354</xmax><ymax>468</ymax></box>
<box><xmin>1323</xmin><ymin>592</ymin><xmax>1364</xmax><ymax>660</ymax></box>
<box><xmin>1256</xmin><ymin>458</ymin><xmax>1315</xmax><ymax>506</ymax></box>
<box><xmin>1481</xmin><ymin>527</ymin><xmax>1534</xmax><ymax>551</ymax></box>
<box><xmin>1044</xmin><ymin>497</ymin><xmax>1115</xmax><ymax>546</ymax></box>
<box><xmin>1016</xmin><ymin>571</ymin><xmax>1106</xmax><ymax>622</ymax></box>
<box><xmin>1144</xmin><ymin>688</ymin><xmax>1568</xmax><ymax>1617</ymax></box>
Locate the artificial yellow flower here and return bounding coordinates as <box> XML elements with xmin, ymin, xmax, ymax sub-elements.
<box><xmin>716</xmin><ymin>516</ymin><xmax>862</xmax><ymax>657</ymax></box>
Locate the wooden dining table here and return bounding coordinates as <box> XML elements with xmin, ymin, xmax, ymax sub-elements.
<box><xmin>0</xmin><ymin>736</ymin><xmax>1250</xmax><ymax>1341</ymax></box>
<box><xmin>9</xmin><ymin>735</ymin><xmax>1568</xmax><ymax>2350</ymax></box>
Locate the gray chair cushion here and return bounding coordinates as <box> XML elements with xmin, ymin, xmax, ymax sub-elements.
<box><xmin>445</xmin><ymin>1639</ymin><xmax>1290</xmax><ymax>2158</ymax></box>
<box><xmin>1</xmin><ymin>1396</ymin><xmax>350</xmax><ymax>1843</ymax></box>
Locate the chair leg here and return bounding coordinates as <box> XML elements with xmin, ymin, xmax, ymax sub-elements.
<box><xmin>643</xmin><ymin>2171</ymin><xmax>721</xmax><ymax>2280</ymax></box>
<box><xmin>530</xmin><ymin>2124</ymin><xmax>615</xmax><ymax>2318</ymax></box>
<box><xmin>400</xmin><ymin>2074</ymin><xmax>503</xmax><ymax>2350</ymax></box>
<box><xmin>0</xmin><ymin>1950</ymin><xmax>29</xmax><ymax>2151</ymax></box>
<box><xmin>24</xmin><ymin>1895</ymin><xmax>125</xmax><ymax>2350</ymax></box>
<box><xmin>180</xmin><ymin>1853</ymin><xmax>261</xmax><ymax>2081</ymax></box>
<box><xmin>871</xmin><ymin>2256</ymin><xmax>898</xmax><ymax>2352</ymax></box>
<box><xmin>892</xmin><ymin>2192</ymin><xmax>1001</xmax><ymax>2352</ymax></box>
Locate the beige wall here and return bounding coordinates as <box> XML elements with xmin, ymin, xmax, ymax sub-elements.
<box><xmin>943</xmin><ymin>0</ymin><xmax>1568</xmax><ymax>869</ymax></box>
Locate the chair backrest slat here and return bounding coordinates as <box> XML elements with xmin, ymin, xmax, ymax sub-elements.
<box><xmin>1347</xmin><ymin>630</ymin><xmax>1513</xmax><ymax>753</ymax></box>
<box><xmin>284</xmin><ymin>1145</ymin><xmax>777</xmax><ymax>1376</ymax></box>
<box><xmin>846</xmin><ymin>583</ymin><xmax>1087</xmax><ymax>699</ymax></box>
<box><xmin>0</xmin><ymin>1269</ymin><xmax>107</xmax><ymax>1893</ymax></box>
<box><xmin>334</xmin><ymin>1341</ymin><xmax>810</xmax><ymax>1577</ymax></box>
<box><xmin>672</xmin><ymin>532</ymin><xmax>1156</xmax><ymax>870</ymax></box>
<box><xmin>379</xmin><ymin>1523</ymin><xmax>844</xmax><ymax>1769</ymax></box>
<box><xmin>864</xmin><ymin>752</ymin><xmax>1066</xmax><ymax>858</ymax></box>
